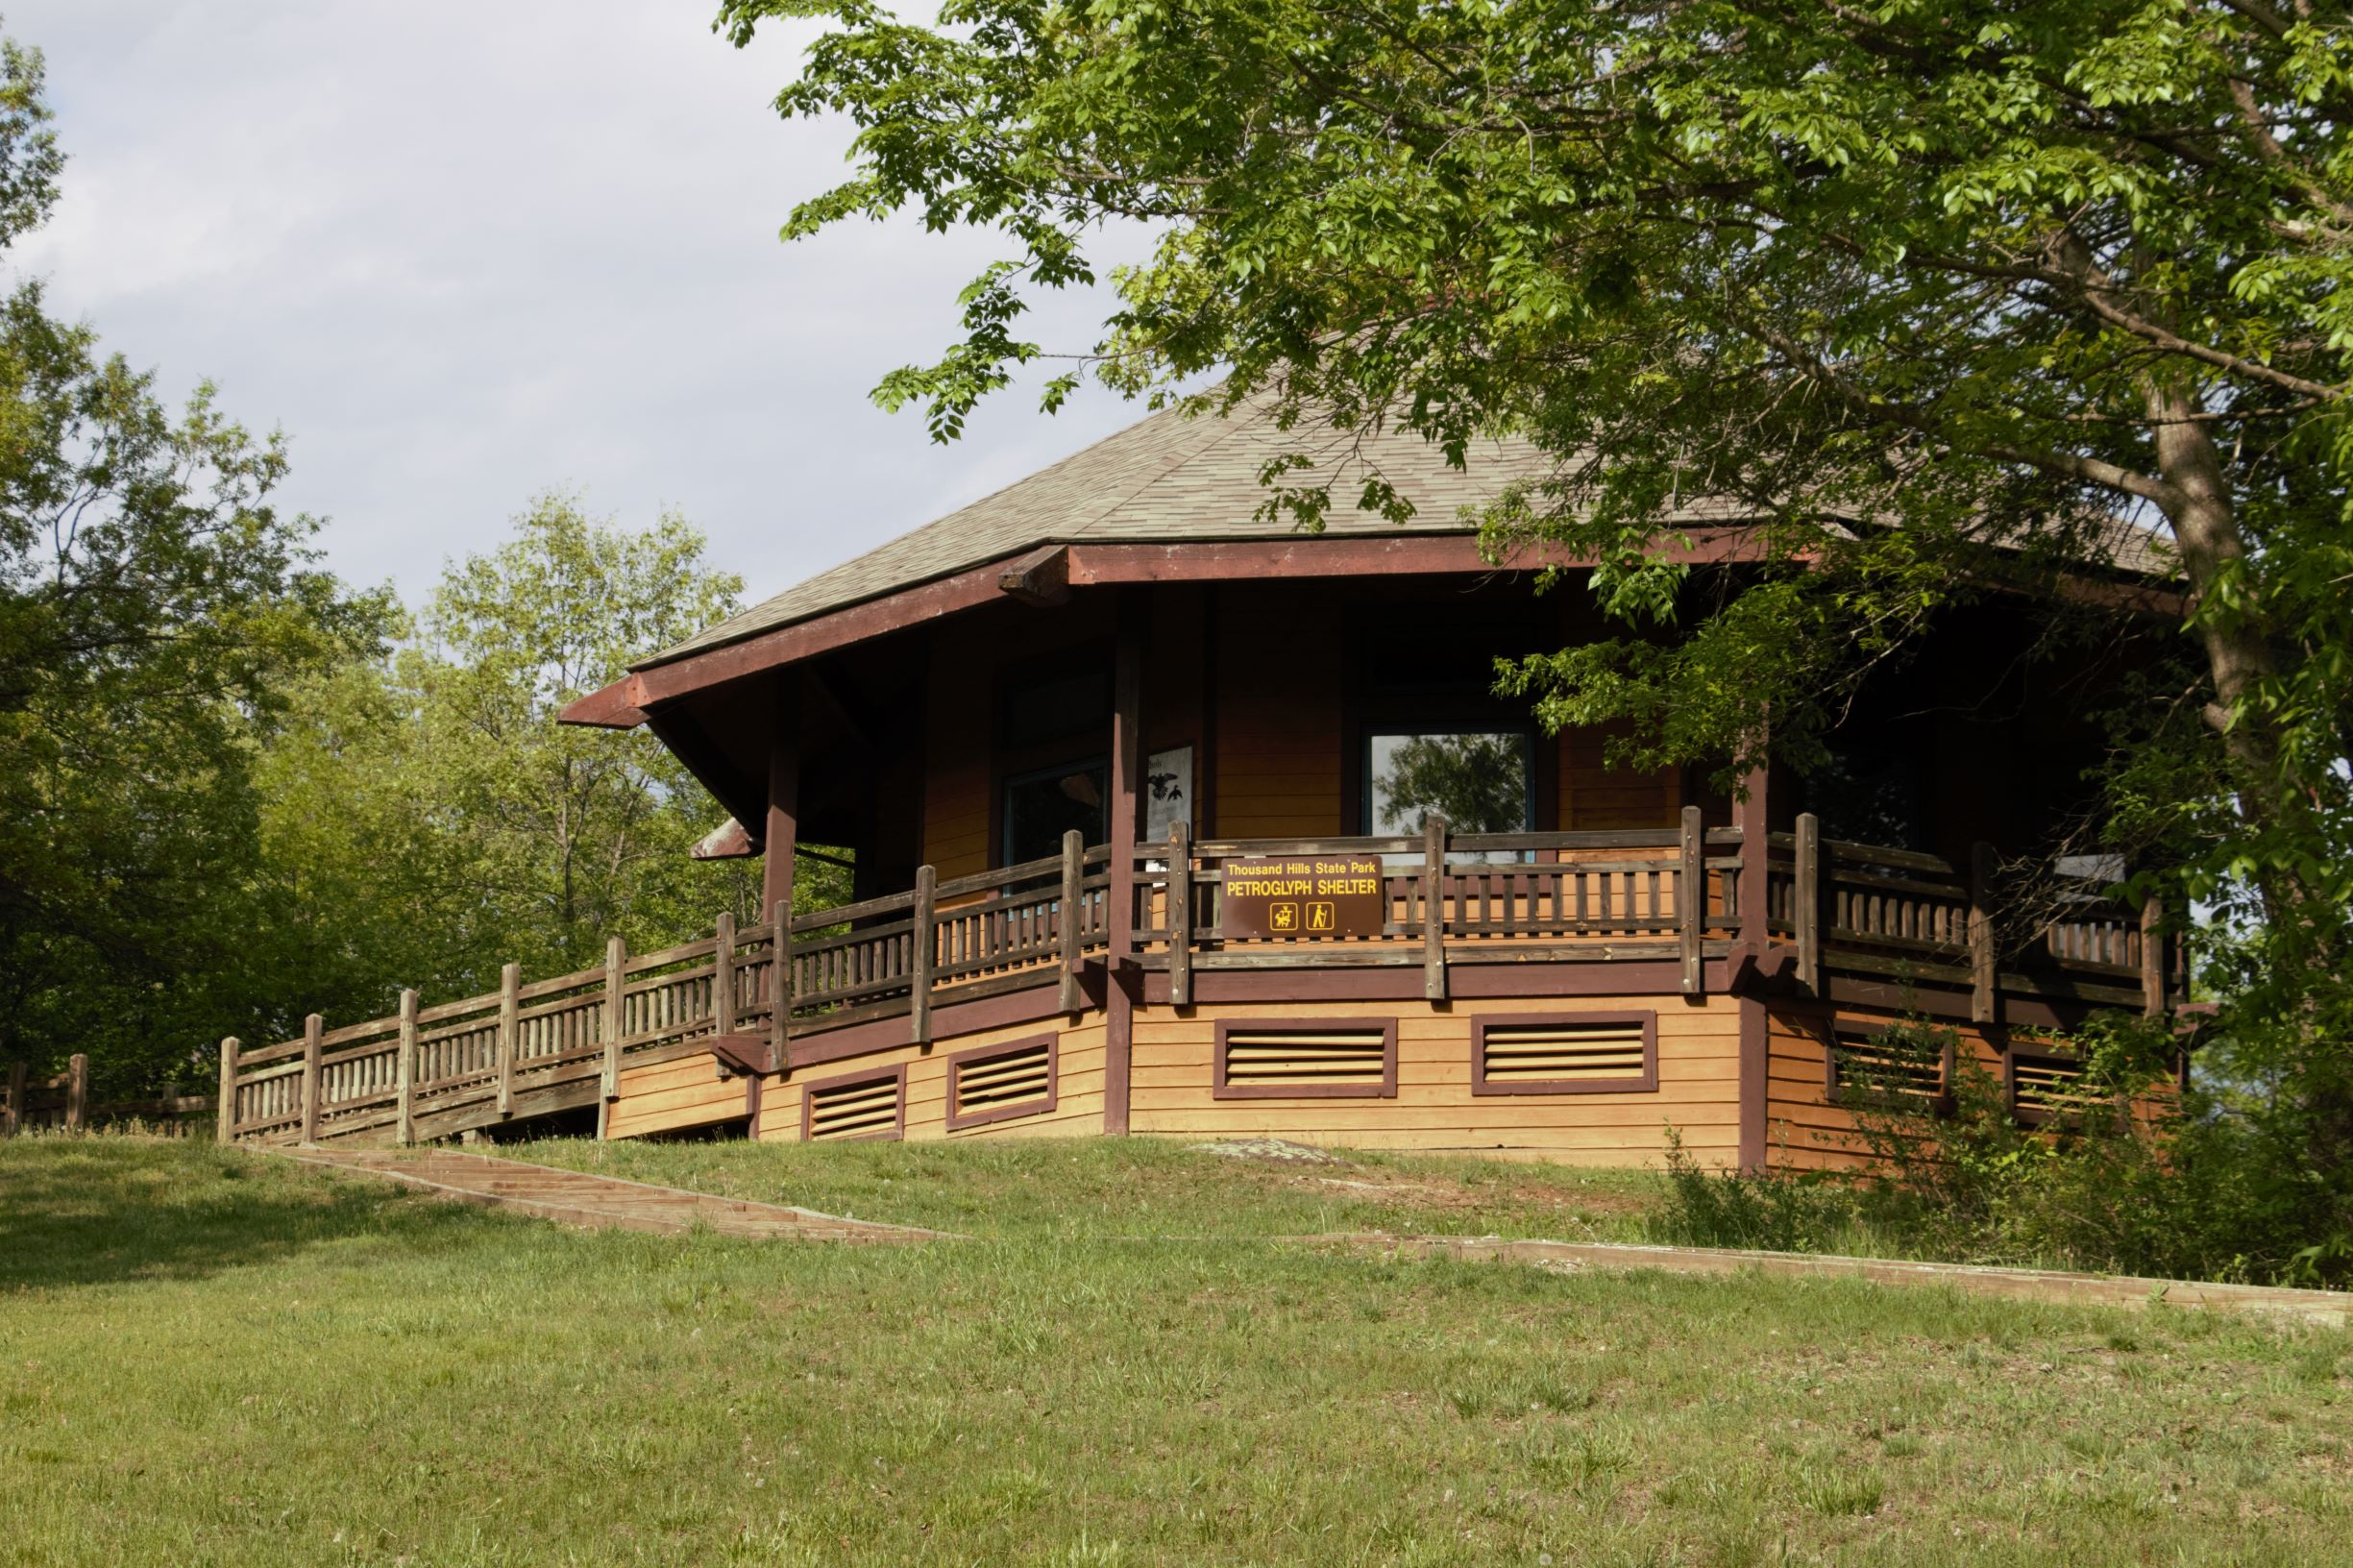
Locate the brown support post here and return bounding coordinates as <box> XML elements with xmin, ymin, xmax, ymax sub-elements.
<box><xmin>762</xmin><ymin>678</ymin><xmax>801</xmax><ymax>940</ymax></box>
<box><xmin>396</xmin><ymin>990</ymin><xmax>419</xmax><ymax>1146</ymax></box>
<box><xmin>1793</xmin><ymin>812</ymin><xmax>1822</xmax><ymax>994</ymax></box>
<box><xmin>1679</xmin><ymin>805</ymin><xmax>1704</xmax><ymax>995</ymax></box>
<box><xmin>496</xmin><ymin>962</ymin><xmax>520</xmax><ymax>1115</ymax></box>
<box><xmin>1167</xmin><ymin>821</ymin><xmax>1192</xmax><ymax>1008</ymax></box>
<box><xmin>770</xmin><ymin>898</ymin><xmax>792</xmax><ymax>1077</ymax></box>
<box><xmin>1422</xmin><ymin>814</ymin><xmax>1449</xmax><ymax>1002</ymax></box>
<box><xmin>213</xmin><ymin>1041</ymin><xmax>236</xmax><ymax>1144</ymax></box>
<box><xmin>910</xmin><ymin>865</ymin><xmax>937</xmax><ymax>1046</ymax></box>
<box><xmin>1736</xmin><ymin>995</ymin><xmax>1769</xmax><ymax>1172</ymax></box>
<box><xmin>300</xmin><ymin>1013</ymin><xmax>324</xmax><ymax>1144</ymax></box>
<box><xmin>64</xmin><ymin>1053</ymin><xmax>88</xmax><ymax>1133</ymax></box>
<box><xmin>1057</xmin><ymin>828</ymin><xmax>1085</xmax><ymax>1014</ymax></box>
<box><xmin>5</xmin><ymin>1057</ymin><xmax>25</xmax><ymax>1139</ymax></box>
<box><xmin>1969</xmin><ymin>843</ymin><xmax>1998</xmax><ymax>1026</ymax></box>
<box><xmin>598</xmin><ymin>936</ymin><xmax>625</xmax><ymax>1138</ymax></box>
<box><xmin>1733</xmin><ymin>763</ymin><xmax>1769</xmax><ymax>950</ymax></box>
<box><xmin>2140</xmin><ymin>894</ymin><xmax>2165</xmax><ymax>1018</ymax></box>
<box><xmin>1104</xmin><ymin>598</ymin><xmax>1144</xmax><ymax>1135</ymax></box>
<box><xmin>713</xmin><ymin>909</ymin><xmax>738</xmax><ymax>1037</ymax></box>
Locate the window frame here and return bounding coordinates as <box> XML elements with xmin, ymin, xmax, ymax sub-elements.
<box><xmin>800</xmin><ymin>1063</ymin><xmax>907</xmax><ymax>1143</ymax></box>
<box><xmin>997</xmin><ymin>754</ymin><xmax>1111</xmax><ymax>869</ymax></box>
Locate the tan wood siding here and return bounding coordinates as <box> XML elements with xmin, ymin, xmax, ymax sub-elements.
<box><xmin>1761</xmin><ymin>1009</ymin><xmax>2006</xmax><ymax>1171</ymax></box>
<box><xmin>606</xmin><ymin>1051</ymin><xmax>750</xmax><ymax>1139</ymax></box>
<box><xmin>1127</xmin><ymin>995</ymin><xmax>1740</xmax><ymax>1164</ymax></box>
<box><xmin>756</xmin><ymin>1017</ymin><xmax>1110</xmax><ymax>1143</ymax></box>
<box><xmin>1212</xmin><ymin>589</ymin><xmax>1344</xmax><ymax>837</ymax></box>
<box><xmin>1562</xmin><ymin>724</ymin><xmax>1680</xmax><ymax>830</ymax></box>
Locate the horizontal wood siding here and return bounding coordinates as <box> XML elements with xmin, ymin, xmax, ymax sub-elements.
<box><xmin>922</xmin><ymin>620</ymin><xmax>993</xmax><ymax>879</ymax></box>
<box><xmin>1761</xmin><ymin>1008</ymin><xmax>2005</xmax><ymax>1171</ymax></box>
<box><xmin>1127</xmin><ymin>995</ymin><xmax>1741</xmax><ymax>1164</ymax></box>
<box><xmin>1563</xmin><ymin>724</ymin><xmax>1680</xmax><ymax>830</ymax></box>
<box><xmin>1213</xmin><ymin>589</ymin><xmax>1343</xmax><ymax>838</ymax></box>
<box><xmin>756</xmin><ymin>1018</ymin><xmax>1109</xmax><ymax>1143</ymax></box>
<box><xmin>607</xmin><ymin>1051</ymin><xmax>748</xmax><ymax>1139</ymax></box>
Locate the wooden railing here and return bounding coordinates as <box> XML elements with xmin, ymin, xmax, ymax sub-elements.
<box><xmin>1763</xmin><ymin>818</ymin><xmax>2180</xmax><ymax>1019</ymax></box>
<box><xmin>1126</xmin><ymin>811</ymin><xmax>1747</xmax><ymax>1001</ymax></box>
<box><xmin>2</xmin><ymin>1054</ymin><xmax>215</xmax><ymax>1138</ymax></box>
<box><xmin>216</xmin><ymin>811</ymin><xmax>2181</xmax><ymax>1149</ymax></box>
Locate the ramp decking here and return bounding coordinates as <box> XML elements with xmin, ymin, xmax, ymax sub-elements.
<box><xmin>270</xmin><ymin>1145</ymin><xmax>944</xmax><ymax>1242</ymax></box>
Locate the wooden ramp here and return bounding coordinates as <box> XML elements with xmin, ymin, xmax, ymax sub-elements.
<box><xmin>272</xmin><ymin>1146</ymin><xmax>944</xmax><ymax>1243</ymax></box>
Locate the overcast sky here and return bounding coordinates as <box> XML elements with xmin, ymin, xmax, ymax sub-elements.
<box><xmin>7</xmin><ymin>1</ymin><xmax>1158</xmax><ymax>609</ymax></box>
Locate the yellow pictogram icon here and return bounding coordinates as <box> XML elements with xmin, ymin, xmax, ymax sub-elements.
<box><xmin>1269</xmin><ymin>902</ymin><xmax>1299</xmax><ymax>932</ymax></box>
<box><xmin>1306</xmin><ymin>901</ymin><xmax>1336</xmax><ymax>932</ymax></box>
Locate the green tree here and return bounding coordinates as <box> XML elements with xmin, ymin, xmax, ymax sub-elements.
<box><xmin>0</xmin><ymin>30</ymin><xmax>386</xmax><ymax>1092</ymax></box>
<box><xmin>729</xmin><ymin>0</ymin><xmax>2353</xmax><ymax>1226</ymax></box>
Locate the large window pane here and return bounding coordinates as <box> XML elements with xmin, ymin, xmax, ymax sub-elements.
<box><xmin>1002</xmin><ymin>758</ymin><xmax>1108</xmax><ymax>865</ymax></box>
<box><xmin>1367</xmin><ymin>730</ymin><xmax>1532</xmax><ymax>838</ymax></box>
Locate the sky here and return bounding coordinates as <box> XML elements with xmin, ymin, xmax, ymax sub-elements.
<box><xmin>6</xmin><ymin>0</ymin><xmax>1159</xmax><ymax>609</ymax></box>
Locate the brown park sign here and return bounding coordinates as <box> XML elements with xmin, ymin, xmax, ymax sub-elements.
<box><xmin>1218</xmin><ymin>854</ymin><xmax>1386</xmax><ymax>939</ymax></box>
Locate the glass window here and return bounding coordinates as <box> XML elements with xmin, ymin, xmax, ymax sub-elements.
<box><xmin>1365</xmin><ymin>729</ymin><xmax>1533</xmax><ymax>840</ymax></box>
<box><xmin>1002</xmin><ymin>758</ymin><xmax>1108</xmax><ymax>865</ymax></box>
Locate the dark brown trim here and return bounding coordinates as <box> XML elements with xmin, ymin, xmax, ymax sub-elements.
<box><xmin>998</xmin><ymin>544</ymin><xmax>1071</xmax><ymax>606</ymax></box>
<box><xmin>786</xmin><ymin>974</ymin><xmax>1075</xmax><ymax>1071</ymax></box>
<box><xmin>1145</xmin><ymin>957</ymin><xmax>1726</xmax><ymax>1005</ymax></box>
<box><xmin>944</xmin><ymin>1032</ymin><xmax>1060</xmax><ymax>1131</ymax></box>
<box><xmin>1213</xmin><ymin>1017</ymin><xmax>1399</xmax><ymax>1100</ymax></box>
<box><xmin>1737</xmin><ymin>994</ymin><xmax>1769</xmax><ymax>1172</ymax></box>
<box><xmin>1470</xmin><ymin>1011</ymin><xmax>1658</xmax><ymax>1095</ymax></box>
<box><xmin>762</xmin><ymin>677</ymin><xmax>801</xmax><ymax>921</ymax></box>
<box><xmin>1104</xmin><ymin>599</ymin><xmax>1144</xmax><ymax>1134</ymax></box>
<box><xmin>800</xmin><ymin>1063</ymin><xmax>906</xmax><ymax>1143</ymax></box>
<box><xmin>558</xmin><ymin>679</ymin><xmax>647</xmax><ymax>728</ymax></box>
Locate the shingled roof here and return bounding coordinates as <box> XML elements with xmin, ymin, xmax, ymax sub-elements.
<box><xmin>640</xmin><ymin>398</ymin><xmax>1560</xmax><ymax>669</ymax></box>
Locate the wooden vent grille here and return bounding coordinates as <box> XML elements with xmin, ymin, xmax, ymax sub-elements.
<box><xmin>803</xmin><ymin>1067</ymin><xmax>903</xmax><ymax>1142</ymax></box>
<box><xmin>947</xmin><ymin>1035</ymin><xmax>1057</xmax><ymax>1129</ymax></box>
<box><xmin>1214</xmin><ymin>1020</ymin><xmax>1396</xmax><ymax>1099</ymax></box>
<box><xmin>1827</xmin><ymin>1030</ymin><xmax>1946</xmax><ymax>1105</ymax></box>
<box><xmin>2012</xmin><ymin>1054</ymin><xmax>2100</xmax><ymax>1120</ymax></box>
<box><xmin>1474</xmin><ymin>1014</ymin><xmax>1656</xmax><ymax>1094</ymax></box>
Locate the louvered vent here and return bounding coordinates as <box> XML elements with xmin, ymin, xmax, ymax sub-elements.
<box><xmin>1476</xmin><ymin>1015</ymin><xmax>1655</xmax><ymax>1093</ymax></box>
<box><xmin>2012</xmin><ymin>1054</ymin><xmax>2097</xmax><ymax>1119</ymax></box>
<box><xmin>804</xmin><ymin>1069</ymin><xmax>902</xmax><ymax>1141</ymax></box>
<box><xmin>1828</xmin><ymin>1031</ymin><xmax>1945</xmax><ymax>1104</ymax></box>
<box><xmin>1215</xmin><ymin>1022</ymin><xmax>1395</xmax><ymax>1098</ymax></box>
<box><xmin>949</xmin><ymin>1037</ymin><xmax>1056</xmax><ymax>1128</ymax></box>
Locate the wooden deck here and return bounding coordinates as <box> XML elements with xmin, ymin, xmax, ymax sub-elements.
<box><xmin>215</xmin><ymin>813</ymin><xmax>2180</xmax><ymax>1151</ymax></box>
<box><xmin>268</xmin><ymin>1146</ymin><xmax>944</xmax><ymax>1241</ymax></box>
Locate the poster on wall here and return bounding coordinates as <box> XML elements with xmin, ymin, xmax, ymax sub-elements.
<box><xmin>1144</xmin><ymin>745</ymin><xmax>1193</xmax><ymax>844</ymax></box>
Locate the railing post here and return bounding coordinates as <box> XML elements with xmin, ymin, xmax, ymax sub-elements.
<box><xmin>770</xmin><ymin>898</ymin><xmax>792</xmax><ymax>1076</ymax></box>
<box><xmin>215</xmin><ymin>1039</ymin><xmax>239</xmax><ymax>1144</ymax></box>
<box><xmin>1057</xmin><ymin>829</ymin><xmax>1085</xmax><ymax>1014</ymax></box>
<box><xmin>396</xmin><ymin>990</ymin><xmax>419</xmax><ymax>1146</ymax></box>
<box><xmin>4</xmin><ymin>1057</ymin><xmax>24</xmax><ymax>1139</ymax></box>
<box><xmin>64</xmin><ymin>1053</ymin><xmax>88</xmax><ymax>1133</ymax></box>
<box><xmin>300</xmin><ymin>1013</ymin><xmax>324</xmax><ymax>1144</ymax></box>
<box><xmin>1679</xmin><ymin>806</ymin><xmax>1704</xmax><ymax>995</ymax></box>
<box><xmin>1422</xmin><ymin>814</ymin><xmax>1449</xmax><ymax>1003</ymax></box>
<box><xmin>713</xmin><ymin>909</ymin><xmax>738</xmax><ymax>1037</ymax></box>
<box><xmin>1793</xmin><ymin>813</ymin><xmax>1822</xmax><ymax>994</ymax></box>
<box><xmin>910</xmin><ymin>864</ymin><xmax>937</xmax><ymax>1046</ymax></box>
<box><xmin>1167</xmin><ymin>821</ymin><xmax>1192</xmax><ymax>1007</ymax></box>
<box><xmin>598</xmin><ymin>936</ymin><xmax>625</xmax><ymax>1138</ymax></box>
<box><xmin>496</xmin><ymin>963</ymin><xmax>520</xmax><ymax>1116</ymax></box>
<box><xmin>2140</xmin><ymin>894</ymin><xmax>2165</xmax><ymax>1018</ymax></box>
<box><xmin>1969</xmin><ymin>843</ymin><xmax>1998</xmax><ymax>1026</ymax></box>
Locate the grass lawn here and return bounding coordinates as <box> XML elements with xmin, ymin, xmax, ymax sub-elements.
<box><xmin>2</xmin><ymin>1137</ymin><xmax>2349</xmax><ymax>1566</ymax></box>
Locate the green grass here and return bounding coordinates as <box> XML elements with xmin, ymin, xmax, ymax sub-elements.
<box><xmin>502</xmin><ymin>1133</ymin><xmax>1663</xmax><ymax>1241</ymax></box>
<box><xmin>3</xmin><ymin>1135</ymin><xmax>2350</xmax><ymax>1566</ymax></box>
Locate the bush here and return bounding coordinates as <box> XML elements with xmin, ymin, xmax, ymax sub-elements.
<box><xmin>1647</xmin><ymin>1013</ymin><xmax>2353</xmax><ymax>1288</ymax></box>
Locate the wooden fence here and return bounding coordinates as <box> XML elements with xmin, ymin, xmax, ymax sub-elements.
<box><xmin>1</xmin><ymin>1055</ymin><xmax>215</xmax><ymax>1137</ymax></box>
<box><xmin>212</xmin><ymin>814</ymin><xmax>2177</xmax><ymax>1150</ymax></box>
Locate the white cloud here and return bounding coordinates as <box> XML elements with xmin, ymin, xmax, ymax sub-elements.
<box><xmin>6</xmin><ymin>0</ymin><xmax>1161</xmax><ymax>608</ymax></box>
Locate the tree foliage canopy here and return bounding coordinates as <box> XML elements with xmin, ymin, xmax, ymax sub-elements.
<box><xmin>728</xmin><ymin>0</ymin><xmax>2353</xmax><ymax>1221</ymax></box>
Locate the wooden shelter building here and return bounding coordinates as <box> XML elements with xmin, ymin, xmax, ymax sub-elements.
<box><xmin>216</xmin><ymin>402</ymin><xmax>2184</xmax><ymax>1165</ymax></box>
